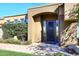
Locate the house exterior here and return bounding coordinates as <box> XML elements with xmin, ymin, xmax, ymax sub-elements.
<box><xmin>0</xmin><ymin>3</ymin><xmax>78</xmax><ymax>47</ymax></box>
<box><xmin>28</xmin><ymin>3</ymin><xmax>78</xmax><ymax>47</ymax></box>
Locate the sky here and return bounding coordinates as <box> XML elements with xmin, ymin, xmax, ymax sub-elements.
<box><xmin>0</xmin><ymin>3</ymin><xmax>46</xmax><ymax>18</ymax></box>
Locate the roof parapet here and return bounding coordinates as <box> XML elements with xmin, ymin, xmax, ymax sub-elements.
<box><xmin>28</xmin><ymin>3</ymin><xmax>63</xmax><ymax>10</ymax></box>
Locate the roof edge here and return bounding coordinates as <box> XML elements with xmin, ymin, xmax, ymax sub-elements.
<box><xmin>4</xmin><ymin>13</ymin><xmax>27</xmax><ymax>18</ymax></box>
<box><xmin>28</xmin><ymin>3</ymin><xmax>63</xmax><ymax>10</ymax></box>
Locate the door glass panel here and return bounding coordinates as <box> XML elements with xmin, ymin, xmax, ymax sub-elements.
<box><xmin>43</xmin><ymin>20</ymin><xmax>47</xmax><ymax>41</ymax></box>
<box><xmin>56</xmin><ymin>20</ymin><xmax>59</xmax><ymax>36</ymax></box>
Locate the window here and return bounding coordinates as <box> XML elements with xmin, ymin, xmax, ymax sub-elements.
<box><xmin>14</xmin><ymin>19</ymin><xmax>18</xmax><ymax>23</ymax></box>
<box><xmin>20</xmin><ymin>18</ymin><xmax>24</xmax><ymax>23</ymax></box>
<box><xmin>6</xmin><ymin>20</ymin><xmax>10</xmax><ymax>24</ymax></box>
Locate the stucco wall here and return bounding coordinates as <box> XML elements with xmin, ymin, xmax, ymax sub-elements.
<box><xmin>34</xmin><ymin>16</ymin><xmax>42</xmax><ymax>42</ymax></box>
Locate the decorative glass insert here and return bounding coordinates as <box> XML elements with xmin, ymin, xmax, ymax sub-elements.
<box><xmin>56</xmin><ymin>20</ymin><xmax>59</xmax><ymax>36</ymax></box>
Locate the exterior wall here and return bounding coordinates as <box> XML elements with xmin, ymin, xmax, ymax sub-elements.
<box><xmin>28</xmin><ymin>3</ymin><xmax>64</xmax><ymax>43</ymax></box>
<box><xmin>33</xmin><ymin>16</ymin><xmax>42</xmax><ymax>42</ymax></box>
<box><xmin>0</xmin><ymin>14</ymin><xmax>26</xmax><ymax>28</ymax></box>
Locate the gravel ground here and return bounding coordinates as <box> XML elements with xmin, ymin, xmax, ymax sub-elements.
<box><xmin>25</xmin><ymin>43</ymin><xmax>73</xmax><ymax>56</ymax></box>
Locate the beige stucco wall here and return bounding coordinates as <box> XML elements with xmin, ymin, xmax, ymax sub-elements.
<box><xmin>34</xmin><ymin>16</ymin><xmax>42</xmax><ymax>42</ymax></box>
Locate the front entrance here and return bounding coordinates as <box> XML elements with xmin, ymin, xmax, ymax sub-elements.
<box><xmin>42</xmin><ymin>20</ymin><xmax>59</xmax><ymax>44</ymax></box>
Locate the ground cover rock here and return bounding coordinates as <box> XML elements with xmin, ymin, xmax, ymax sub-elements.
<box><xmin>25</xmin><ymin>43</ymin><xmax>72</xmax><ymax>56</ymax></box>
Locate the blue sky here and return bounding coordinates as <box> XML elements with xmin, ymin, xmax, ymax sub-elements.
<box><xmin>0</xmin><ymin>3</ymin><xmax>46</xmax><ymax>17</ymax></box>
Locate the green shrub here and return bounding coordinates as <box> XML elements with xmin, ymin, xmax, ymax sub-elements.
<box><xmin>4</xmin><ymin>39</ymin><xmax>21</xmax><ymax>44</ymax></box>
<box><xmin>2</xmin><ymin>22</ymin><xmax>28</xmax><ymax>41</ymax></box>
<box><xmin>0</xmin><ymin>38</ymin><xmax>31</xmax><ymax>45</ymax></box>
<box><xmin>0</xmin><ymin>39</ymin><xmax>21</xmax><ymax>44</ymax></box>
